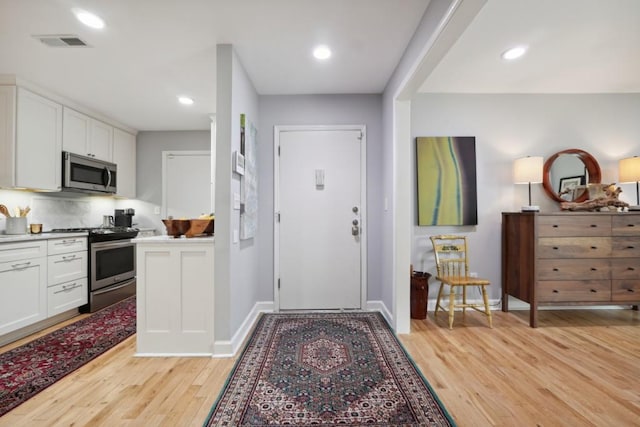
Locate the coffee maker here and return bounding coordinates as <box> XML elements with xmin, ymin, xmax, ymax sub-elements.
<box><xmin>114</xmin><ymin>208</ymin><xmax>135</xmax><ymax>227</ymax></box>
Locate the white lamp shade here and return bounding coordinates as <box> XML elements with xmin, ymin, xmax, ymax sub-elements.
<box><xmin>619</xmin><ymin>156</ymin><xmax>640</xmax><ymax>183</ymax></box>
<box><xmin>514</xmin><ymin>156</ymin><xmax>543</xmax><ymax>184</ymax></box>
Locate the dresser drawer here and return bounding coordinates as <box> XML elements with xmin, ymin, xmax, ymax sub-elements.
<box><xmin>537</xmin><ymin>281</ymin><xmax>611</xmax><ymax>302</ymax></box>
<box><xmin>538</xmin><ymin>215</ymin><xmax>611</xmax><ymax>237</ymax></box>
<box><xmin>537</xmin><ymin>259</ymin><xmax>610</xmax><ymax>280</ymax></box>
<box><xmin>612</xmin><ymin>215</ymin><xmax>640</xmax><ymax>236</ymax></box>
<box><xmin>611</xmin><ymin>280</ymin><xmax>640</xmax><ymax>302</ymax></box>
<box><xmin>611</xmin><ymin>237</ymin><xmax>640</xmax><ymax>258</ymax></box>
<box><xmin>47</xmin><ymin>278</ymin><xmax>87</xmax><ymax>317</ymax></box>
<box><xmin>537</xmin><ymin>237</ymin><xmax>611</xmax><ymax>258</ymax></box>
<box><xmin>48</xmin><ymin>251</ymin><xmax>87</xmax><ymax>285</ymax></box>
<box><xmin>611</xmin><ymin>258</ymin><xmax>640</xmax><ymax>279</ymax></box>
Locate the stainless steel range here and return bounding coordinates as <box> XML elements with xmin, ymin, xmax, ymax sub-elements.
<box><xmin>51</xmin><ymin>227</ymin><xmax>138</xmax><ymax>312</ymax></box>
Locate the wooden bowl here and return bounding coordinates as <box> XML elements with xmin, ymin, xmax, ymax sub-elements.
<box><xmin>162</xmin><ymin>219</ymin><xmax>191</xmax><ymax>237</ymax></box>
<box><xmin>185</xmin><ymin>219</ymin><xmax>214</xmax><ymax>237</ymax></box>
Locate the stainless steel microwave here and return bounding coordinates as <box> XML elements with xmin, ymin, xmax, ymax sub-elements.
<box><xmin>62</xmin><ymin>151</ymin><xmax>117</xmax><ymax>194</ymax></box>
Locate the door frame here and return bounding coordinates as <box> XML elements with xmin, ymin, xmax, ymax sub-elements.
<box><xmin>273</xmin><ymin>125</ymin><xmax>367</xmax><ymax>311</ymax></box>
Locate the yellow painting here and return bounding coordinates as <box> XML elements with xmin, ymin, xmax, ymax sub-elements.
<box><xmin>416</xmin><ymin>136</ymin><xmax>477</xmax><ymax>226</ymax></box>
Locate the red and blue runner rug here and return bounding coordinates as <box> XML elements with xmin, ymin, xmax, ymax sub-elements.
<box><xmin>204</xmin><ymin>312</ymin><xmax>455</xmax><ymax>426</ymax></box>
<box><xmin>0</xmin><ymin>296</ymin><xmax>136</xmax><ymax>416</ymax></box>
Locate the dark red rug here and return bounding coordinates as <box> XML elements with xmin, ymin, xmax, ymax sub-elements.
<box><xmin>204</xmin><ymin>312</ymin><xmax>455</xmax><ymax>426</ymax></box>
<box><xmin>0</xmin><ymin>296</ymin><xmax>136</xmax><ymax>416</ymax></box>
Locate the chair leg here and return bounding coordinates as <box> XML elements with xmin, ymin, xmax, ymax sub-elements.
<box><xmin>448</xmin><ymin>286</ymin><xmax>456</xmax><ymax>329</ymax></box>
<box><xmin>481</xmin><ymin>285</ymin><xmax>493</xmax><ymax>328</ymax></box>
<box><xmin>462</xmin><ymin>286</ymin><xmax>467</xmax><ymax>315</ymax></box>
<box><xmin>434</xmin><ymin>283</ymin><xmax>445</xmax><ymax>317</ymax></box>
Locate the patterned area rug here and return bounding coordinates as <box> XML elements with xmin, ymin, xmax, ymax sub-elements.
<box><xmin>0</xmin><ymin>296</ymin><xmax>136</xmax><ymax>416</ymax></box>
<box><xmin>204</xmin><ymin>312</ymin><xmax>455</xmax><ymax>426</ymax></box>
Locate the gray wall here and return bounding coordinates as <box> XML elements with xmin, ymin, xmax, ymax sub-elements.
<box><xmin>410</xmin><ymin>93</ymin><xmax>640</xmax><ymax>301</ymax></box>
<box><xmin>136</xmin><ymin>130</ymin><xmax>210</xmax><ymax>206</ymax></box>
<box><xmin>257</xmin><ymin>94</ymin><xmax>384</xmax><ymax>302</ymax></box>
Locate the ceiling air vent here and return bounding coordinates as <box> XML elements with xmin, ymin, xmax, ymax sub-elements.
<box><xmin>33</xmin><ymin>34</ymin><xmax>90</xmax><ymax>48</ymax></box>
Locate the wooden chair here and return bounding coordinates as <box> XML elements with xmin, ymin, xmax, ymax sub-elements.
<box><xmin>429</xmin><ymin>235</ymin><xmax>493</xmax><ymax>329</ymax></box>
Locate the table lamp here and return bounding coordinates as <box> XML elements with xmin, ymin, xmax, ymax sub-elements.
<box><xmin>514</xmin><ymin>156</ymin><xmax>543</xmax><ymax>212</ymax></box>
<box><xmin>619</xmin><ymin>156</ymin><xmax>640</xmax><ymax>210</ymax></box>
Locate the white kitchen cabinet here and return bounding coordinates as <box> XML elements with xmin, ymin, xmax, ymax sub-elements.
<box><xmin>113</xmin><ymin>127</ymin><xmax>136</xmax><ymax>198</ymax></box>
<box><xmin>135</xmin><ymin>237</ymin><xmax>214</xmax><ymax>355</ymax></box>
<box><xmin>0</xmin><ymin>241</ymin><xmax>48</xmax><ymax>336</ymax></box>
<box><xmin>62</xmin><ymin>107</ymin><xmax>113</xmax><ymax>162</ymax></box>
<box><xmin>46</xmin><ymin>237</ymin><xmax>88</xmax><ymax>317</ymax></box>
<box><xmin>0</xmin><ymin>86</ymin><xmax>63</xmax><ymax>191</ymax></box>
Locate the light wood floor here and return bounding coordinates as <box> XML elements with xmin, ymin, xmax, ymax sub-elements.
<box><xmin>1</xmin><ymin>308</ymin><xmax>639</xmax><ymax>426</ymax></box>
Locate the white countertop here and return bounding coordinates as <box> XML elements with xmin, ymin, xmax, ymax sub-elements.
<box><xmin>0</xmin><ymin>232</ymin><xmax>88</xmax><ymax>243</ymax></box>
<box><xmin>132</xmin><ymin>235</ymin><xmax>214</xmax><ymax>244</ymax></box>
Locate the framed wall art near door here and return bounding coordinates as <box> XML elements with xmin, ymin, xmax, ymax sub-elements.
<box><xmin>416</xmin><ymin>136</ymin><xmax>478</xmax><ymax>226</ymax></box>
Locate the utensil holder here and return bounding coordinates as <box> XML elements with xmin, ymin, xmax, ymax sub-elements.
<box><xmin>6</xmin><ymin>217</ymin><xmax>28</xmax><ymax>235</ymax></box>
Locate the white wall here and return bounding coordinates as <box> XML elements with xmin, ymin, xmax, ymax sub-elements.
<box><xmin>410</xmin><ymin>93</ymin><xmax>640</xmax><ymax>301</ymax></box>
<box><xmin>214</xmin><ymin>45</ymin><xmax>260</xmax><ymax>344</ymax></box>
<box><xmin>257</xmin><ymin>95</ymin><xmax>383</xmax><ymax>302</ymax></box>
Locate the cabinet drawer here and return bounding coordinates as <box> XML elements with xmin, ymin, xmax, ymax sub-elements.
<box><xmin>537</xmin><ymin>281</ymin><xmax>611</xmax><ymax>302</ymax></box>
<box><xmin>47</xmin><ymin>277</ymin><xmax>87</xmax><ymax>317</ymax></box>
<box><xmin>48</xmin><ymin>237</ymin><xmax>87</xmax><ymax>255</ymax></box>
<box><xmin>537</xmin><ymin>237</ymin><xmax>611</xmax><ymax>258</ymax></box>
<box><xmin>537</xmin><ymin>259</ymin><xmax>610</xmax><ymax>280</ymax></box>
<box><xmin>0</xmin><ymin>240</ymin><xmax>47</xmax><ymax>263</ymax></box>
<box><xmin>611</xmin><ymin>280</ymin><xmax>640</xmax><ymax>302</ymax></box>
<box><xmin>611</xmin><ymin>258</ymin><xmax>640</xmax><ymax>279</ymax></box>
<box><xmin>612</xmin><ymin>215</ymin><xmax>640</xmax><ymax>236</ymax></box>
<box><xmin>611</xmin><ymin>237</ymin><xmax>640</xmax><ymax>258</ymax></box>
<box><xmin>538</xmin><ymin>215</ymin><xmax>611</xmax><ymax>237</ymax></box>
<box><xmin>48</xmin><ymin>251</ymin><xmax>87</xmax><ymax>285</ymax></box>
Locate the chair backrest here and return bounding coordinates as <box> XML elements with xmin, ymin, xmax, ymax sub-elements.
<box><xmin>430</xmin><ymin>235</ymin><xmax>470</xmax><ymax>278</ymax></box>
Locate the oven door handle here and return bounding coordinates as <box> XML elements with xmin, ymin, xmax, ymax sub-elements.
<box><xmin>91</xmin><ymin>239</ymin><xmax>133</xmax><ymax>249</ymax></box>
<box><xmin>92</xmin><ymin>278</ymin><xmax>136</xmax><ymax>296</ymax></box>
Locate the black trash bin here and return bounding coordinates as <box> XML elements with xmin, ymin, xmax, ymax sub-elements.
<box><xmin>410</xmin><ymin>272</ymin><xmax>431</xmax><ymax>319</ymax></box>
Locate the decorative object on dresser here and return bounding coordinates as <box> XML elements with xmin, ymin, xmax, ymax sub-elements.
<box><xmin>513</xmin><ymin>156</ymin><xmax>543</xmax><ymax>212</ymax></box>
<box><xmin>430</xmin><ymin>235</ymin><xmax>493</xmax><ymax>329</ymax></box>
<box><xmin>559</xmin><ymin>183</ymin><xmax>629</xmax><ymax>211</ymax></box>
<box><xmin>502</xmin><ymin>212</ymin><xmax>640</xmax><ymax>328</ymax></box>
<box><xmin>618</xmin><ymin>156</ymin><xmax>640</xmax><ymax>210</ymax></box>
<box><xmin>542</xmin><ymin>149</ymin><xmax>601</xmax><ymax>204</ymax></box>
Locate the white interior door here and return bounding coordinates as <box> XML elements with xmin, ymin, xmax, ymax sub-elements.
<box><xmin>276</xmin><ymin>126</ymin><xmax>365</xmax><ymax>310</ymax></box>
<box><xmin>162</xmin><ymin>151</ymin><xmax>211</xmax><ymax>218</ymax></box>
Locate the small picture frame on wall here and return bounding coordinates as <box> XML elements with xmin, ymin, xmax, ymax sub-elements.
<box><xmin>232</xmin><ymin>151</ymin><xmax>245</xmax><ymax>175</ymax></box>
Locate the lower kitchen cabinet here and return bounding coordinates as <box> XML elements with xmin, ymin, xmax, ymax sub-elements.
<box><xmin>135</xmin><ymin>237</ymin><xmax>214</xmax><ymax>355</ymax></box>
<box><xmin>47</xmin><ymin>237</ymin><xmax>88</xmax><ymax>317</ymax></box>
<box><xmin>0</xmin><ymin>241</ymin><xmax>47</xmax><ymax>336</ymax></box>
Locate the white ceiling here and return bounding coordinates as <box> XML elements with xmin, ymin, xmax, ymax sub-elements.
<box><xmin>420</xmin><ymin>0</ymin><xmax>640</xmax><ymax>94</ymax></box>
<box><xmin>0</xmin><ymin>0</ymin><xmax>429</xmax><ymax>131</ymax></box>
<box><xmin>1</xmin><ymin>1</ymin><xmax>638</xmax><ymax>133</ymax></box>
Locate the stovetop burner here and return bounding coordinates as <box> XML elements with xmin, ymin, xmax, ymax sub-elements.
<box><xmin>49</xmin><ymin>227</ymin><xmax>139</xmax><ymax>242</ymax></box>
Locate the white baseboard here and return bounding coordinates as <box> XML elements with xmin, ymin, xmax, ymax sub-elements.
<box><xmin>135</xmin><ymin>352</ymin><xmax>213</xmax><ymax>357</ymax></box>
<box><xmin>212</xmin><ymin>301</ymin><xmax>274</xmax><ymax>358</ymax></box>
<box><xmin>366</xmin><ymin>300</ymin><xmax>393</xmax><ymax>325</ymax></box>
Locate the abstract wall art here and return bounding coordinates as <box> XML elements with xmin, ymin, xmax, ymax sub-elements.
<box><xmin>416</xmin><ymin>136</ymin><xmax>478</xmax><ymax>226</ymax></box>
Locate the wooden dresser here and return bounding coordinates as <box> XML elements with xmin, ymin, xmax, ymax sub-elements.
<box><xmin>502</xmin><ymin>211</ymin><xmax>640</xmax><ymax>327</ymax></box>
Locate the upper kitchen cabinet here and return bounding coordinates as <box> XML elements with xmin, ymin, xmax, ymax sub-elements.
<box><xmin>63</xmin><ymin>107</ymin><xmax>113</xmax><ymax>162</ymax></box>
<box><xmin>113</xmin><ymin>127</ymin><xmax>136</xmax><ymax>199</ymax></box>
<box><xmin>0</xmin><ymin>86</ymin><xmax>63</xmax><ymax>192</ymax></box>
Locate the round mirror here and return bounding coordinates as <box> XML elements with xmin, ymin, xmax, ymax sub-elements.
<box><xmin>542</xmin><ymin>149</ymin><xmax>602</xmax><ymax>203</ymax></box>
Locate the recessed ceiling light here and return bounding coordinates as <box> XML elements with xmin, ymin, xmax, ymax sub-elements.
<box><xmin>313</xmin><ymin>45</ymin><xmax>332</xmax><ymax>60</ymax></box>
<box><xmin>501</xmin><ymin>45</ymin><xmax>527</xmax><ymax>61</ymax></box>
<box><xmin>178</xmin><ymin>96</ymin><xmax>194</xmax><ymax>105</ymax></box>
<box><xmin>72</xmin><ymin>8</ymin><xmax>105</xmax><ymax>29</ymax></box>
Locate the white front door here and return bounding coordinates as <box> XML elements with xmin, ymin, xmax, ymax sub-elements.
<box><xmin>275</xmin><ymin>126</ymin><xmax>366</xmax><ymax>310</ymax></box>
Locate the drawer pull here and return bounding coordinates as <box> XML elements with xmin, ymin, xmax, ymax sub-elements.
<box><xmin>552</xmin><ymin>225</ymin><xmax>559</xmax><ymax>228</ymax></box>
<box><xmin>627</xmin><ymin>246</ymin><xmax>635</xmax><ymax>249</ymax></box>
<box><xmin>61</xmin><ymin>239</ymin><xmax>78</xmax><ymax>245</ymax></box>
<box><xmin>53</xmin><ymin>282</ymin><xmax>81</xmax><ymax>294</ymax></box>
<box><xmin>628</xmin><ymin>224</ymin><xmax>636</xmax><ymax>227</ymax></box>
<box><xmin>553</xmin><ymin>268</ymin><xmax>559</xmax><ymax>271</ymax></box>
<box><xmin>590</xmin><ymin>268</ymin><xmax>597</xmax><ymax>271</ymax></box>
<box><xmin>11</xmin><ymin>261</ymin><xmax>32</xmax><ymax>270</ymax></box>
<box><xmin>552</xmin><ymin>290</ymin><xmax>559</xmax><ymax>293</ymax></box>
<box><xmin>553</xmin><ymin>246</ymin><xmax>559</xmax><ymax>250</ymax></box>
<box><xmin>627</xmin><ymin>267</ymin><xmax>636</xmax><ymax>271</ymax></box>
<box><xmin>628</xmin><ymin>289</ymin><xmax>636</xmax><ymax>293</ymax></box>
<box><xmin>591</xmin><ymin>246</ymin><xmax>597</xmax><ymax>250</ymax></box>
<box><xmin>590</xmin><ymin>289</ymin><xmax>597</xmax><ymax>293</ymax></box>
<box><xmin>590</xmin><ymin>224</ymin><xmax>597</xmax><ymax>228</ymax></box>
